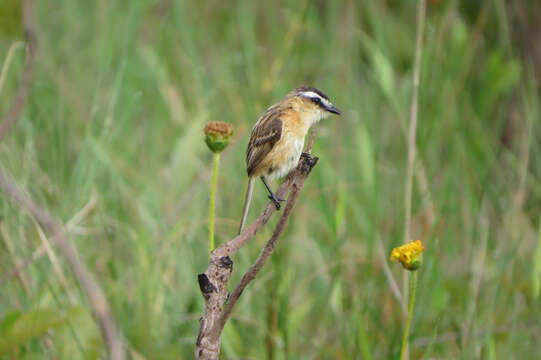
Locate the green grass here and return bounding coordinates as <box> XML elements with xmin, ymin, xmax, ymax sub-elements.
<box><xmin>1</xmin><ymin>0</ymin><xmax>541</xmax><ymax>358</ymax></box>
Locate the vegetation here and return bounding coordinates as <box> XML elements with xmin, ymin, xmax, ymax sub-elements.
<box><xmin>1</xmin><ymin>0</ymin><xmax>540</xmax><ymax>358</ymax></box>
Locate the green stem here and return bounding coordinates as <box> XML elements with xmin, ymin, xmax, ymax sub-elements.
<box><xmin>400</xmin><ymin>270</ymin><xmax>418</xmax><ymax>360</ymax></box>
<box><xmin>0</xmin><ymin>42</ymin><xmax>24</xmax><ymax>97</ymax></box>
<box><xmin>209</xmin><ymin>153</ymin><xmax>220</xmax><ymax>252</ymax></box>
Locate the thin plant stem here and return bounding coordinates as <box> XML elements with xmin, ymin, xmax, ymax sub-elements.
<box><xmin>402</xmin><ymin>0</ymin><xmax>427</xmax><ymax>324</ymax></box>
<box><xmin>0</xmin><ymin>42</ymin><xmax>25</xmax><ymax>97</ymax></box>
<box><xmin>404</xmin><ymin>0</ymin><xmax>426</xmax><ymax>244</ymax></box>
<box><xmin>401</xmin><ymin>271</ymin><xmax>418</xmax><ymax>360</ymax></box>
<box><xmin>209</xmin><ymin>153</ymin><xmax>220</xmax><ymax>252</ymax></box>
<box><xmin>0</xmin><ymin>168</ymin><xmax>125</xmax><ymax>360</ymax></box>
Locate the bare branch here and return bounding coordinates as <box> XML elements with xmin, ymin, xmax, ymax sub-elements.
<box><xmin>195</xmin><ymin>152</ymin><xmax>319</xmax><ymax>360</ymax></box>
<box><xmin>217</xmin><ymin>153</ymin><xmax>318</xmax><ymax>333</ymax></box>
<box><xmin>211</xmin><ymin>184</ymin><xmax>288</xmax><ymax>259</ymax></box>
<box><xmin>0</xmin><ymin>168</ymin><xmax>125</xmax><ymax>360</ymax></box>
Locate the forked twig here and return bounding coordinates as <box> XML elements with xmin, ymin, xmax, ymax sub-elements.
<box><xmin>195</xmin><ymin>145</ymin><xmax>319</xmax><ymax>360</ymax></box>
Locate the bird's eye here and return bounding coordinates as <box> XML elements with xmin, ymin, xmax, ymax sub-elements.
<box><xmin>312</xmin><ymin>97</ymin><xmax>321</xmax><ymax>104</ymax></box>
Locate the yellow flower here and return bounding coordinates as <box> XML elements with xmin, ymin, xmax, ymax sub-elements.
<box><xmin>390</xmin><ymin>240</ymin><xmax>425</xmax><ymax>271</ymax></box>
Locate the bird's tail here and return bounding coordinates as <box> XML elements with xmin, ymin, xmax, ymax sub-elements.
<box><xmin>238</xmin><ymin>177</ymin><xmax>255</xmax><ymax>234</ymax></box>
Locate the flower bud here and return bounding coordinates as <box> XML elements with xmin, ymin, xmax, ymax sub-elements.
<box><xmin>203</xmin><ymin>121</ymin><xmax>234</xmax><ymax>153</ymax></box>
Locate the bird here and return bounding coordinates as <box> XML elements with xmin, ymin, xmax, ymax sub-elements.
<box><xmin>238</xmin><ymin>86</ymin><xmax>341</xmax><ymax>234</ymax></box>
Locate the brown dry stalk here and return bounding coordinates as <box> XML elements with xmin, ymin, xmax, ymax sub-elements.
<box><xmin>0</xmin><ymin>2</ymin><xmax>125</xmax><ymax>357</ymax></box>
<box><xmin>0</xmin><ymin>169</ymin><xmax>126</xmax><ymax>359</ymax></box>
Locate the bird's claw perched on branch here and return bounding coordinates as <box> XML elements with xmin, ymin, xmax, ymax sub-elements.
<box><xmin>267</xmin><ymin>194</ymin><xmax>284</xmax><ymax>210</ymax></box>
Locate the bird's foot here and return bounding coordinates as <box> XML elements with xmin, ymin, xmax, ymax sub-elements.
<box><xmin>268</xmin><ymin>194</ymin><xmax>284</xmax><ymax>210</ymax></box>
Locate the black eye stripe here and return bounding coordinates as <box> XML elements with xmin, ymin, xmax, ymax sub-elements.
<box><xmin>310</xmin><ymin>97</ymin><xmax>322</xmax><ymax>104</ymax></box>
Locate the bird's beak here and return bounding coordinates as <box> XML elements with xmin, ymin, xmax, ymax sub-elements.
<box><xmin>327</xmin><ymin>105</ymin><xmax>341</xmax><ymax>115</ymax></box>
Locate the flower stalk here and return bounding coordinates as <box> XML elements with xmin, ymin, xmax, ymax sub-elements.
<box><xmin>208</xmin><ymin>152</ymin><xmax>220</xmax><ymax>251</ymax></box>
<box><xmin>390</xmin><ymin>240</ymin><xmax>425</xmax><ymax>359</ymax></box>
<box><xmin>203</xmin><ymin>121</ymin><xmax>233</xmax><ymax>252</ymax></box>
<box><xmin>401</xmin><ymin>270</ymin><xmax>418</xmax><ymax>360</ymax></box>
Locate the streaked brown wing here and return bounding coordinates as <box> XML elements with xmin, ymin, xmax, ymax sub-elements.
<box><xmin>246</xmin><ymin>111</ymin><xmax>283</xmax><ymax>176</ymax></box>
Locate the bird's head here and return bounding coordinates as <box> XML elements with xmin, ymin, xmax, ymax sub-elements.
<box><xmin>288</xmin><ymin>86</ymin><xmax>341</xmax><ymax>124</ymax></box>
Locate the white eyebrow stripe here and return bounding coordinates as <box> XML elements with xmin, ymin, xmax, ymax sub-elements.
<box><xmin>301</xmin><ymin>91</ymin><xmax>322</xmax><ymax>100</ymax></box>
<box><xmin>301</xmin><ymin>91</ymin><xmax>332</xmax><ymax>108</ymax></box>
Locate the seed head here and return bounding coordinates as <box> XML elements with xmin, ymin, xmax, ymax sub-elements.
<box><xmin>204</xmin><ymin>121</ymin><xmax>234</xmax><ymax>153</ymax></box>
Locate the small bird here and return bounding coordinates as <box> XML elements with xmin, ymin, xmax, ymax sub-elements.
<box><xmin>238</xmin><ymin>86</ymin><xmax>341</xmax><ymax>234</ymax></box>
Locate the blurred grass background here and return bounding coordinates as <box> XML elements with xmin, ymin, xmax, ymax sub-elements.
<box><xmin>1</xmin><ymin>0</ymin><xmax>541</xmax><ymax>358</ymax></box>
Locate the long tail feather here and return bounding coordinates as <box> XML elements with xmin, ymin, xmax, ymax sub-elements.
<box><xmin>238</xmin><ymin>178</ymin><xmax>255</xmax><ymax>234</ymax></box>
